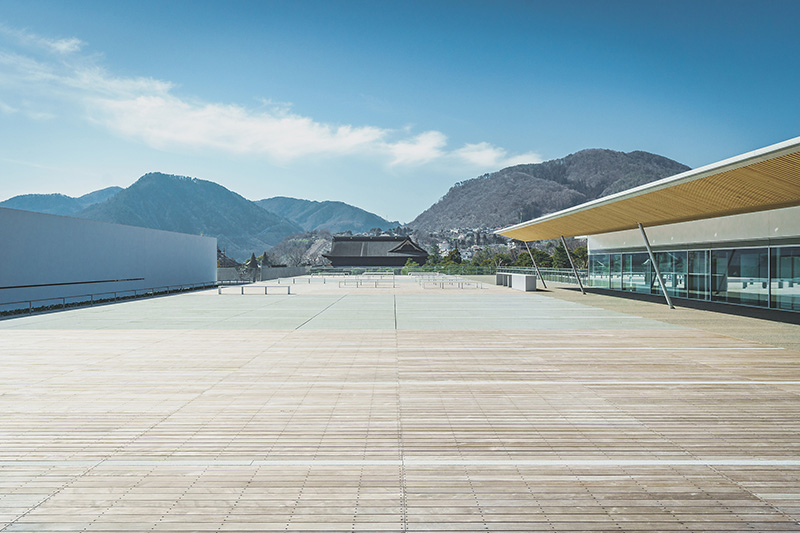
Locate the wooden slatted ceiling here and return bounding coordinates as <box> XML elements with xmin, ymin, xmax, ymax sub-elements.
<box><xmin>499</xmin><ymin>150</ymin><xmax>800</xmax><ymax>242</ymax></box>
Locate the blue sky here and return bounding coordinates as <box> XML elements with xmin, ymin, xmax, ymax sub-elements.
<box><xmin>1</xmin><ymin>0</ymin><xmax>798</xmax><ymax>222</ymax></box>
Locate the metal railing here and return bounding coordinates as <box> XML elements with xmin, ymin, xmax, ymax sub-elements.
<box><xmin>498</xmin><ymin>266</ymin><xmax>588</xmax><ymax>284</ymax></box>
<box><xmin>0</xmin><ymin>282</ymin><xmax>218</xmax><ymax>318</ymax></box>
<box><xmin>218</xmin><ymin>285</ymin><xmax>291</xmax><ymax>295</ymax></box>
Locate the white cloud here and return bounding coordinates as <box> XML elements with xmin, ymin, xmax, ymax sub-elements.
<box><xmin>0</xmin><ymin>25</ymin><xmax>84</xmax><ymax>55</ymax></box>
<box><xmin>47</xmin><ymin>37</ymin><xmax>84</xmax><ymax>55</ymax></box>
<box><xmin>455</xmin><ymin>142</ymin><xmax>542</xmax><ymax>168</ymax></box>
<box><xmin>0</xmin><ymin>100</ymin><xmax>17</xmax><ymax>114</ymax></box>
<box><xmin>93</xmin><ymin>95</ymin><xmax>388</xmax><ymax>161</ymax></box>
<box><xmin>0</xmin><ymin>26</ymin><xmax>541</xmax><ymax>171</ymax></box>
<box><xmin>386</xmin><ymin>131</ymin><xmax>447</xmax><ymax>166</ymax></box>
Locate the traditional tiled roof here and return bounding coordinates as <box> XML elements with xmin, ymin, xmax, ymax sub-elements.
<box><xmin>323</xmin><ymin>236</ymin><xmax>428</xmax><ymax>266</ymax></box>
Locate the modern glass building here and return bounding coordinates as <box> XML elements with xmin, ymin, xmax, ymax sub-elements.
<box><xmin>586</xmin><ymin>205</ymin><xmax>799</xmax><ymax>311</ymax></box>
<box><xmin>498</xmin><ymin>137</ymin><xmax>800</xmax><ymax>313</ymax></box>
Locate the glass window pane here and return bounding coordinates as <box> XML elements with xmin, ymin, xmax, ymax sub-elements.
<box><xmin>711</xmin><ymin>248</ymin><xmax>768</xmax><ymax>307</ymax></box>
<box><xmin>771</xmin><ymin>246</ymin><xmax>800</xmax><ymax>311</ymax></box>
<box><xmin>589</xmin><ymin>254</ymin><xmax>609</xmax><ymax>288</ymax></box>
<box><xmin>654</xmin><ymin>251</ymin><xmax>687</xmax><ymax>298</ymax></box>
<box><xmin>623</xmin><ymin>252</ymin><xmax>650</xmax><ymax>294</ymax></box>
<box><xmin>610</xmin><ymin>254</ymin><xmax>622</xmax><ymax>290</ymax></box>
<box><xmin>687</xmin><ymin>250</ymin><xmax>708</xmax><ymax>300</ymax></box>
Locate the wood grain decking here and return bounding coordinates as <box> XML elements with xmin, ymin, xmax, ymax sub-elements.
<box><xmin>1</xmin><ymin>278</ymin><xmax>799</xmax><ymax>531</ymax></box>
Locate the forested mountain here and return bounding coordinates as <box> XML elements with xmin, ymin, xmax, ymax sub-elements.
<box><xmin>257</xmin><ymin>196</ymin><xmax>399</xmax><ymax>233</ymax></box>
<box><xmin>0</xmin><ymin>186</ymin><xmax>122</xmax><ymax>216</ymax></box>
<box><xmin>76</xmin><ymin>173</ymin><xmax>302</xmax><ymax>260</ymax></box>
<box><xmin>1</xmin><ymin>147</ymin><xmax>690</xmax><ymax>261</ymax></box>
<box><xmin>409</xmin><ymin>149</ymin><xmax>690</xmax><ymax>231</ymax></box>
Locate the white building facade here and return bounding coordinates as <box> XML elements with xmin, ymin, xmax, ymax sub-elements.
<box><xmin>1</xmin><ymin>208</ymin><xmax>217</xmax><ymax>311</ymax></box>
<box><xmin>587</xmin><ymin>206</ymin><xmax>800</xmax><ymax>311</ymax></box>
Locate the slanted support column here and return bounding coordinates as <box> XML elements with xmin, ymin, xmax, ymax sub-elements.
<box><xmin>523</xmin><ymin>241</ymin><xmax>547</xmax><ymax>289</ymax></box>
<box><xmin>638</xmin><ymin>223</ymin><xmax>674</xmax><ymax>309</ymax></box>
<box><xmin>560</xmin><ymin>235</ymin><xmax>585</xmax><ymax>295</ymax></box>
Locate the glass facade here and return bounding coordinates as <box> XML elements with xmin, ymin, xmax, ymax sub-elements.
<box><xmin>771</xmin><ymin>246</ymin><xmax>800</xmax><ymax>311</ymax></box>
<box><xmin>711</xmin><ymin>248</ymin><xmax>768</xmax><ymax>307</ymax></box>
<box><xmin>589</xmin><ymin>245</ymin><xmax>800</xmax><ymax>312</ymax></box>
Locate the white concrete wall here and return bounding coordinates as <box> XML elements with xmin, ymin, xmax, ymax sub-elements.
<box><xmin>588</xmin><ymin>205</ymin><xmax>800</xmax><ymax>252</ymax></box>
<box><xmin>0</xmin><ymin>208</ymin><xmax>217</xmax><ymax>308</ymax></box>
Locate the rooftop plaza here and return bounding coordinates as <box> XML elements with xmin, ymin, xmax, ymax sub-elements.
<box><xmin>1</xmin><ymin>274</ymin><xmax>800</xmax><ymax>531</ymax></box>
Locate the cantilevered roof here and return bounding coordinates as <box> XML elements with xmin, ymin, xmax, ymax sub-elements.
<box><xmin>497</xmin><ymin>136</ymin><xmax>800</xmax><ymax>241</ymax></box>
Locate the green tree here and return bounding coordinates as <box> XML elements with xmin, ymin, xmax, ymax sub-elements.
<box><xmin>532</xmin><ymin>249</ymin><xmax>553</xmax><ymax>268</ymax></box>
<box><xmin>571</xmin><ymin>246</ymin><xmax>588</xmax><ymax>269</ymax></box>
<box><xmin>552</xmin><ymin>244</ymin><xmax>571</xmax><ymax>268</ymax></box>
<box><xmin>492</xmin><ymin>252</ymin><xmax>514</xmax><ymax>267</ymax></box>
<box><xmin>514</xmin><ymin>252</ymin><xmax>532</xmax><ymax>267</ymax></box>
<box><xmin>470</xmin><ymin>248</ymin><xmax>493</xmax><ymax>267</ymax></box>
<box><xmin>401</xmin><ymin>258</ymin><xmax>420</xmax><ymax>275</ymax></box>
<box><xmin>443</xmin><ymin>247</ymin><xmax>462</xmax><ymax>265</ymax></box>
<box><xmin>428</xmin><ymin>244</ymin><xmax>442</xmax><ymax>265</ymax></box>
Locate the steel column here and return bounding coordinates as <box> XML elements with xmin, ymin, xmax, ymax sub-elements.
<box><xmin>523</xmin><ymin>241</ymin><xmax>547</xmax><ymax>289</ymax></box>
<box><xmin>560</xmin><ymin>235</ymin><xmax>585</xmax><ymax>294</ymax></box>
<box><xmin>638</xmin><ymin>223</ymin><xmax>674</xmax><ymax>309</ymax></box>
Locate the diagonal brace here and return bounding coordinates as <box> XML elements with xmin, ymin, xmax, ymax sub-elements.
<box><xmin>523</xmin><ymin>241</ymin><xmax>547</xmax><ymax>289</ymax></box>
<box><xmin>560</xmin><ymin>235</ymin><xmax>585</xmax><ymax>294</ymax></box>
<box><xmin>638</xmin><ymin>223</ymin><xmax>674</xmax><ymax>309</ymax></box>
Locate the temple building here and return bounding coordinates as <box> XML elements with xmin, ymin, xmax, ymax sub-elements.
<box><xmin>323</xmin><ymin>236</ymin><xmax>428</xmax><ymax>267</ymax></box>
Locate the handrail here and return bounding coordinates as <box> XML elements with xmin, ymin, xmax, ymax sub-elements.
<box><xmin>497</xmin><ymin>266</ymin><xmax>588</xmax><ymax>285</ymax></box>
<box><xmin>0</xmin><ymin>281</ymin><xmax>219</xmax><ymax>317</ymax></box>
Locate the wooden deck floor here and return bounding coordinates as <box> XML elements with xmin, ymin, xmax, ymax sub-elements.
<box><xmin>1</xmin><ymin>277</ymin><xmax>799</xmax><ymax>531</ymax></box>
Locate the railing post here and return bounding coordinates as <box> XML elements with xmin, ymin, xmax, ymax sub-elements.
<box><xmin>560</xmin><ymin>236</ymin><xmax>586</xmax><ymax>295</ymax></box>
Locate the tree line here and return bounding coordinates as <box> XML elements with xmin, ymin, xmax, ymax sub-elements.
<box><xmin>413</xmin><ymin>242</ymin><xmax>588</xmax><ymax>270</ymax></box>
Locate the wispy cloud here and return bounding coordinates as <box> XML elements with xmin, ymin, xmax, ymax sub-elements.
<box><xmin>0</xmin><ymin>25</ymin><xmax>85</xmax><ymax>55</ymax></box>
<box><xmin>0</xmin><ymin>26</ymin><xmax>540</xmax><ymax>171</ymax></box>
<box><xmin>93</xmin><ymin>95</ymin><xmax>387</xmax><ymax>161</ymax></box>
<box><xmin>386</xmin><ymin>131</ymin><xmax>447</xmax><ymax>166</ymax></box>
<box><xmin>455</xmin><ymin>142</ymin><xmax>542</xmax><ymax>168</ymax></box>
<box><xmin>0</xmin><ymin>100</ymin><xmax>17</xmax><ymax>114</ymax></box>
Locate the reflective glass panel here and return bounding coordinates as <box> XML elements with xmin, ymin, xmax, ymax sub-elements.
<box><xmin>771</xmin><ymin>246</ymin><xmax>800</xmax><ymax>311</ymax></box>
<box><xmin>654</xmin><ymin>251</ymin><xmax>688</xmax><ymax>297</ymax></box>
<box><xmin>590</xmin><ymin>254</ymin><xmax>609</xmax><ymax>288</ymax></box>
<box><xmin>687</xmin><ymin>250</ymin><xmax>708</xmax><ymax>300</ymax></box>
<box><xmin>610</xmin><ymin>254</ymin><xmax>622</xmax><ymax>290</ymax></box>
<box><xmin>623</xmin><ymin>253</ymin><xmax>651</xmax><ymax>293</ymax></box>
<box><xmin>711</xmin><ymin>248</ymin><xmax>768</xmax><ymax>307</ymax></box>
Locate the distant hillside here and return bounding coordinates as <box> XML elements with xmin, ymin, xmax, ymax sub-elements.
<box><xmin>409</xmin><ymin>149</ymin><xmax>690</xmax><ymax>232</ymax></box>
<box><xmin>76</xmin><ymin>173</ymin><xmax>302</xmax><ymax>260</ymax></box>
<box><xmin>257</xmin><ymin>196</ymin><xmax>399</xmax><ymax>233</ymax></box>
<box><xmin>0</xmin><ymin>186</ymin><xmax>122</xmax><ymax>216</ymax></box>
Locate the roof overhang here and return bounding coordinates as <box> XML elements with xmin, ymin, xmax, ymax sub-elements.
<box><xmin>496</xmin><ymin>136</ymin><xmax>800</xmax><ymax>242</ymax></box>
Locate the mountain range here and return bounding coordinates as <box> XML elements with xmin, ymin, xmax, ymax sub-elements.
<box><xmin>1</xmin><ymin>148</ymin><xmax>691</xmax><ymax>259</ymax></box>
<box><xmin>0</xmin><ymin>187</ymin><xmax>122</xmax><ymax>216</ymax></box>
<box><xmin>409</xmin><ymin>149</ymin><xmax>690</xmax><ymax>231</ymax></box>
<box><xmin>76</xmin><ymin>173</ymin><xmax>303</xmax><ymax>260</ymax></box>
<box><xmin>1</xmin><ymin>174</ymin><xmax>400</xmax><ymax>260</ymax></box>
<box><xmin>256</xmin><ymin>196</ymin><xmax>398</xmax><ymax>234</ymax></box>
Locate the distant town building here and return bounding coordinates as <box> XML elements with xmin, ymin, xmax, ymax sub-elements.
<box><xmin>323</xmin><ymin>236</ymin><xmax>428</xmax><ymax>267</ymax></box>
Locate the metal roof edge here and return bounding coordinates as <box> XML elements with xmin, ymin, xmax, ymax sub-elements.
<box><xmin>495</xmin><ymin>135</ymin><xmax>800</xmax><ymax>237</ymax></box>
